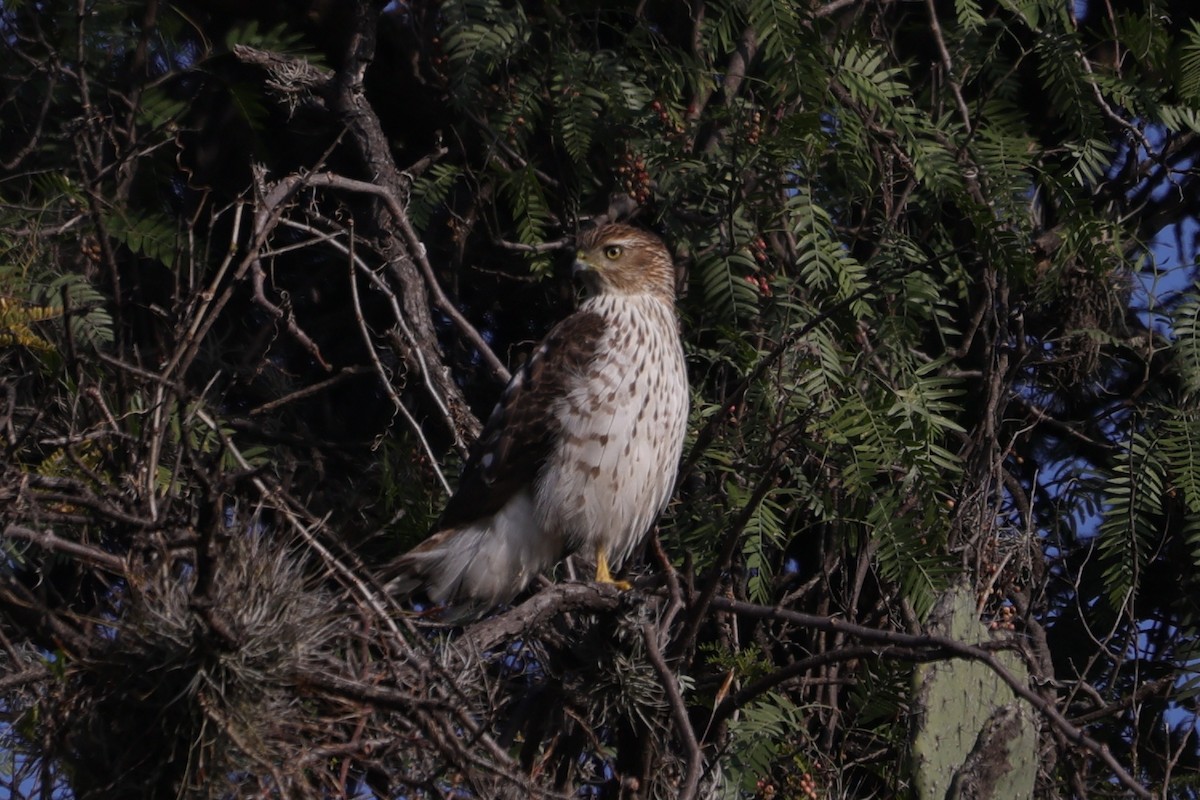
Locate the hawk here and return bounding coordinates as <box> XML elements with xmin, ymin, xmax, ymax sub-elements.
<box><xmin>391</xmin><ymin>224</ymin><xmax>689</xmax><ymax>615</ymax></box>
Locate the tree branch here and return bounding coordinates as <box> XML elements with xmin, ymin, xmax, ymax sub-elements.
<box><xmin>710</xmin><ymin>596</ymin><xmax>1155</xmax><ymax>800</ymax></box>
<box><xmin>643</xmin><ymin>623</ymin><xmax>702</xmax><ymax>800</ymax></box>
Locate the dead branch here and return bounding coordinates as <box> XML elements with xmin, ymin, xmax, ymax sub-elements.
<box><xmin>642</xmin><ymin>622</ymin><xmax>703</xmax><ymax>800</ymax></box>
<box><xmin>460</xmin><ymin>581</ymin><xmax>624</xmax><ymax>653</ymax></box>
<box><xmin>3</xmin><ymin>524</ymin><xmax>127</xmax><ymax>574</ymax></box>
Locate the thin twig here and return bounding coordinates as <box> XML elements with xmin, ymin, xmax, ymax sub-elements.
<box><xmin>924</xmin><ymin>0</ymin><xmax>973</xmax><ymax>134</ymax></box>
<box><xmin>3</xmin><ymin>524</ymin><xmax>127</xmax><ymax>573</ymax></box>
<box><xmin>642</xmin><ymin>623</ymin><xmax>703</xmax><ymax>800</ymax></box>
<box><xmin>650</xmin><ymin>530</ymin><xmax>685</xmax><ymax>646</ymax></box>
<box><xmin>299</xmin><ymin>171</ymin><xmax>509</xmax><ymax>382</ymax></box>
<box><xmin>248</xmin><ymin>365</ymin><xmax>370</xmax><ymax>415</ymax></box>
<box><xmin>0</xmin><ymin>667</ymin><xmax>49</xmax><ymax>692</ymax></box>
<box><xmin>345</xmin><ymin>232</ymin><xmax>452</xmax><ymax>494</ymax></box>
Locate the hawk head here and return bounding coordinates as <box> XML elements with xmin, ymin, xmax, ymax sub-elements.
<box><xmin>574</xmin><ymin>224</ymin><xmax>676</xmax><ymax>302</ymax></box>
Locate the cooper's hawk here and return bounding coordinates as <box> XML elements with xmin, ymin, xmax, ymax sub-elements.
<box><xmin>391</xmin><ymin>224</ymin><xmax>689</xmax><ymax>615</ymax></box>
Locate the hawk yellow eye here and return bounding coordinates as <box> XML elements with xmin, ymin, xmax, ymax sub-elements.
<box><xmin>604</xmin><ymin>244</ymin><xmax>623</xmax><ymax>260</ymax></box>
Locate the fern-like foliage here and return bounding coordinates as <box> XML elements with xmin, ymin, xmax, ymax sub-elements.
<box><xmin>500</xmin><ymin>165</ymin><xmax>554</xmax><ymax>273</ymax></box>
<box><xmin>1174</xmin><ymin>294</ymin><xmax>1200</xmax><ymax>398</ymax></box>
<box><xmin>441</xmin><ymin>0</ymin><xmax>530</xmax><ymax>111</ymax></box>
<box><xmin>785</xmin><ymin>186</ymin><xmax>870</xmax><ymax>314</ymax></box>
<box><xmin>43</xmin><ymin>274</ymin><xmax>114</xmax><ymax>350</ymax></box>
<box><xmin>693</xmin><ymin>249</ymin><xmax>762</xmax><ymax>324</ymax></box>
<box><xmin>0</xmin><ymin>294</ymin><xmax>59</xmax><ymax>353</ymax></box>
<box><xmin>1181</xmin><ymin>20</ymin><xmax>1200</xmax><ymax>103</ymax></box>
<box><xmin>1158</xmin><ymin>416</ymin><xmax>1200</xmax><ymax>584</ymax></box>
<box><xmin>0</xmin><ymin>260</ymin><xmax>113</xmax><ymax>358</ymax></box>
<box><xmin>105</xmin><ymin>211</ymin><xmax>181</xmax><ymax>269</ymax></box>
<box><xmin>725</xmin><ymin>691</ymin><xmax>808</xmax><ymax>793</ymax></box>
<box><xmin>408</xmin><ymin>163</ymin><xmax>464</xmax><ymax>232</ymax></box>
<box><xmin>223</xmin><ymin>19</ymin><xmax>320</xmax><ymax>61</ymax></box>
<box><xmin>1096</xmin><ymin>423</ymin><xmax>1183</xmax><ymax>612</ymax></box>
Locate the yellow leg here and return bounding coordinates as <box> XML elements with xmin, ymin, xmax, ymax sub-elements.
<box><xmin>594</xmin><ymin>547</ymin><xmax>632</xmax><ymax>590</ymax></box>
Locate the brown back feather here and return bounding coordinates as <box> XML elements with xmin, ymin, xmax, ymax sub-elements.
<box><xmin>437</xmin><ymin>310</ymin><xmax>607</xmax><ymax>529</ymax></box>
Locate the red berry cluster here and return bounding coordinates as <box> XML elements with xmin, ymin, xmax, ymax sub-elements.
<box><xmin>751</xmin><ymin>235</ymin><xmax>768</xmax><ymax>264</ymax></box>
<box><xmin>757</xmin><ymin>772</ymin><xmax>819</xmax><ymax>799</ymax></box>
<box><xmin>744</xmin><ymin>237</ymin><xmax>773</xmax><ymax>296</ymax></box>
<box><xmin>505</xmin><ymin>114</ymin><xmax>528</xmax><ymax>144</ymax></box>
<box><xmin>747</xmin><ymin>109</ymin><xmax>764</xmax><ymax>145</ymax></box>
<box><xmin>755</xmin><ymin>778</ymin><xmax>776</xmax><ymax>798</ymax></box>
<box><xmin>488</xmin><ymin>77</ymin><xmax>518</xmax><ymax>104</ymax></box>
<box><xmin>81</xmin><ymin>235</ymin><xmax>102</xmax><ymax>264</ymax></box>
<box><xmin>649</xmin><ymin>98</ymin><xmax>685</xmax><ymax>137</ymax></box>
<box><xmin>616</xmin><ymin>150</ymin><xmax>652</xmax><ymax>205</ymax></box>
<box><xmin>989</xmin><ymin>603</ymin><xmax>1017</xmax><ymax>632</ymax></box>
<box><xmin>795</xmin><ymin>771</ymin><xmax>819</xmax><ymax>799</ymax></box>
<box><xmin>745</xmin><ymin>274</ymin><xmax>772</xmax><ymax>297</ymax></box>
<box><xmin>428</xmin><ymin>36</ymin><xmax>448</xmax><ymax>81</ymax></box>
<box><xmin>978</xmin><ymin>534</ymin><xmax>1025</xmax><ymax>631</ymax></box>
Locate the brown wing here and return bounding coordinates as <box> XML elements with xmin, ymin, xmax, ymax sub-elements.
<box><xmin>437</xmin><ymin>310</ymin><xmax>607</xmax><ymax>529</ymax></box>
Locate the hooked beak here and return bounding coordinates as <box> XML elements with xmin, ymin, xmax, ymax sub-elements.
<box><xmin>572</xmin><ymin>252</ymin><xmax>593</xmax><ymax>276</ymax></box>
<box><xmin>572</xmin><ymin>252</ymin><xmax>603</xmax><ymax>292</ymax></box>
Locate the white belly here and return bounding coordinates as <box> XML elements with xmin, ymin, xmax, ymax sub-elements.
<box><xmin>535</xmin><ymin>296</ymin><xmax>689</xmax><ymax>567</ymax></box>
